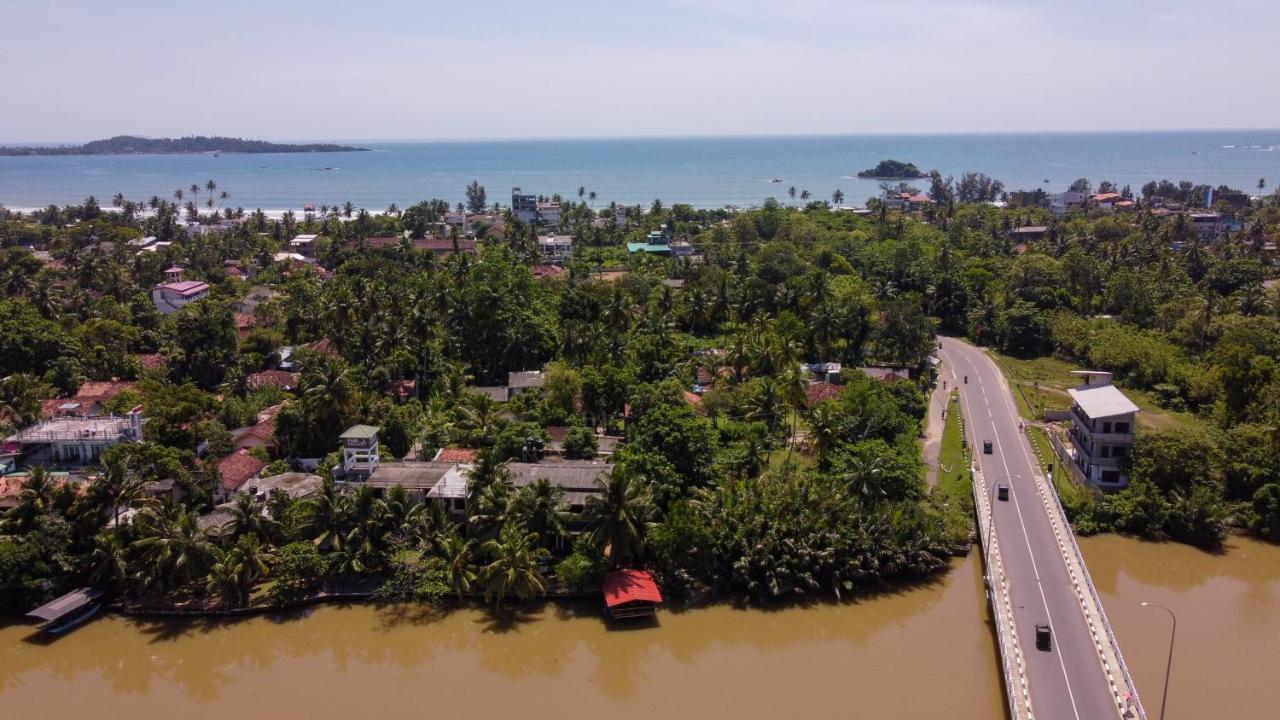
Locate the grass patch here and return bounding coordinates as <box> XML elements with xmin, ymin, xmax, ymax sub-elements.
<box><xmin>990</xmin><ymin>351</ymin><xmax>1201</xmax><ymax>432</ymax></box>
<box><xmin>1025</xmin><ymin>425</ymin><xmax>1097</xmax><ymax>524</ymax></box>
<box><xmin>931</xmin><ymin>392</ymin><xmax>974</xmax><ymax>547</ymax></box>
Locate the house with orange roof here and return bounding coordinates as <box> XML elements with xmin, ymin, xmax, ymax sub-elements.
<box><xmin>215</xmin><ymin>449</ymin><xmax>268</xmax><ymax>501</ymax></box>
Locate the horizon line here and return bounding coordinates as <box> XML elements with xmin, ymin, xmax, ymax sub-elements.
<box><xmin>4</xmin><ymin>126</ymin><xmax>1280</xmax><ymax>146</ymax></box>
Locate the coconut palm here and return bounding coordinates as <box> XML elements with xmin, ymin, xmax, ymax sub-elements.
<box><xmin>433</xmin><ymin>530</ymin><xmax>477</xmax><ymax>600</ymax></box>
<box><xmin>132</xmin><ymin>503</ymin><xmax>218</xmax><ymax>592</ymax></box>
<box><xmin>478</xmin><ymin>522</ymin><xmax>548</xmax><ymax>610</ymax></box>
<box><xmin>206</xmin><ymin>535</ymin><xmax>271</xmax><ymax>605</ymax></box>
<box><xmin>511</xmin><ymin>479</ymin><xmax>569</xmax><ymax>549</ymax></box>
<box><xmin>0</xmin><ymin>373</ymin><xmax>49</xmax><ymax>428</ymax></box>
<box><xmin>89</xmin><ymin>531</ymin><xmax>132</xmax><ymax>592</ymax></box>
<box><xmin>223</xmin><ymin>493</ymin><xmax>279</xmax><ymax>543</ymax></box>
<box><xmin>583</xmin><ymin>466</ymin><xmax>655</xmax><ymax>567</ymax></box>
<box><xmin>832</xmin><ymin>189</ymin><xmax>845</xmax><ymax>207</ymax></box>
<box><xmin>468</xmin><ymin>476</ymin><xmax>514</xmax><ymax>541</ymax></box>
<box><xmin>301</xmin><ymin>477</ymin><xmax>347</xmax><ymax>550</ymax></box>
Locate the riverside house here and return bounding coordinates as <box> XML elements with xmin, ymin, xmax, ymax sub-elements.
<box><xmin>1065</xmin><ymin>371</ymin><xmax>1138</xmax><ymax>488</ymax></box>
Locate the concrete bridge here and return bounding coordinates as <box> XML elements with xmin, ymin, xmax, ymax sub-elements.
<box><xmin>940</xmin><ymin>337</ymin><xmax>1144</xmax><ymax>720</ymax></box>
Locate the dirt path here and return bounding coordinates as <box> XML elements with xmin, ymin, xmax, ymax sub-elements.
<box><xmin>921</xmin><ymin>361</ymin><xmax>957</xmax><ymax>488</ymax></box>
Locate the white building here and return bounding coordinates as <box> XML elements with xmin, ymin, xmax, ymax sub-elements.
<box><xmin>289</xmin><ymin>234</ymin><xmax>319</xmax><ymax>257</ymax></box>
<box><xmin>537</xmin><ymin>234</ymin><xmax>573</xmax><ymax>264</ymax></box>
<box><xmin>1066</xmin><ymin>371</ymin><xmax>1138</xmax><ymax>487</ymax></box>
<box><xmin>615</xmin><ymin>204</ymin><xmax>629</xmax><ymax>227</ymax></box>
<box><xmin>152</xmin><ymin>267</ymin><xmax>210</xmax><ymax>314</ymax></box>
<box><xmin>536</xmin><ymin>201</ymin><xmax>561</xmax><ymax>227</ymax></box>
<box><xmin>9</xmin><ymin>409</ymin><xmax>144</xmax><ymax>466</ymax></box>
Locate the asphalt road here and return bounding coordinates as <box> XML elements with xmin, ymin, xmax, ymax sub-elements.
<box><xmin>939</xmin><ymin>337</ymin><xmax>1117</xmax><ymax>720</ymax></box>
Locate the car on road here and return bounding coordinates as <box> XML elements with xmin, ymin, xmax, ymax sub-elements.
<box><xmin>983</xmin><ymin>440</ymin><xmax>993</xmax><ymax>454</ymax></box>
<box><xmin>996</xmin><ymin>484</ymin><xmax>1009</xmax><ymax>501</ymax></box>
<box><xmin>1035</xmin><ymin>623</ymin><xmax>1052</xmax><ymax>651</ymax></box>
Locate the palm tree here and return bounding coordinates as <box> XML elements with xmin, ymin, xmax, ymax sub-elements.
<box><xmin>89</xmin><ymin>531</ymin><xmax>131</xmax><ymax>593</ymax></box>
<box><xmin>587</xmin><ymin>190</ymin><xmax>597</xmax><ymax>207</ymax></box>
<box><xmin>478</xmin><ymin>522</ymin><xmax>548</xmax><ymax>611</ymax></box>
<box><xmin>583</xmin><ymin>466</ymin><xmax>655</xmax><ymax>567</ymax></box>
<box><xmin>433</xmin><ymin>531</ymin><xmax>477</xmax><ymax>600</ymax></box>
<box><xmin>512</xmin><ymin>479</ymin><xmax>569</xmax><ymax>549</ymax></box>
<box><xmin>800</xmin><ymin>190</ymin><xmax>811</xmax><ymax>204</ymax></box>
<box><xmin>0</xmin><ymin>373</ymin><xmax>49</xmax><ymax>428</ymax></box>
<box><xmin>806</xmin><ymin>401</ymin><xmax>843</xmax><ymax>461</ymax></box>
<box><xmin>832</xmin><ymin>189</ymin><xmax>845</xmax><ymax>207</ymax></box>
<box><xmin>788</xmin><ymin>186</ymin><xmax>797</xmax><ymax>206</ymax></box>
<box><xmin>2</xmin><ymin>467</ymin><xmax>54</xmax><ymax>532</ymax></box>
<box><xmin>386</xmin><ymin>203</ymin><xmax>399</xmax><ymax>216</ymax></box>
<box><xmin>343</xmin><ymin>201</ymin><xmax>355</xmax><ymax>219</ymax></box>
<box><xmin>132</xmin><ymin>504</ymin><xmax>218</xmax><ymax>592</ymax></box>
<box><xmin>206</xmin><ymin>535</ymin><xmax>270</xmax><ymax>605</ymax></box>
<box><xmin>223</xmin><ymin>493</ymin><xmax>279</xmax><ymax>543</ymax></box>
<box><xmin>468</xmin><ymin>477</ymin><xmax>514</xmax><ymax>541</ymax></box>
<box><xmin>301</xmin><ymin>477</ymin><xmax>346</xmax><ymax>550</ymax></box>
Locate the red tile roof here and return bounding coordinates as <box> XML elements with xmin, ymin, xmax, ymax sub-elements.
<box><xmin>217</xmin><ymin>450</ymin><xmax>267</xmax><ymax>491</ymax></box>
<box><xmin>603</xmin><ymin>569</ymin><xmax>663</xmax><ymax>608</ymax></box>
<box><xmin>136</xmin><ymin>353</ymin><xmax>167</xmax><ymax>369</ymax></box>
<box><xmin>247</xmin><ymin>370</ymin><xmax>299</xmax><ymax>390</ymax></box>
<box><xmin>683</xmin><ymin>390</ymin><xmax>702</xmax><ymax>406</ymax></box>
<box><xmin>303</xmin><ymin>338</ymin><xmax>338</xmax><ymax>356</ymax></box>
<box><xmin>804</xmin><ymin>381</ymin><xmax>843</xmax><ymax>406</ymax></box>
<box><xmin>532</xmin><ymin>264</ymin><xmax>566</xmax><ymax>278</ymax></box>
<box><xmin>234</xmin><ymin>313</ymin><xmax>257</xmax><ymax>330</ymax></box>
<box><xmin>434</xmin><ymin>448</ymin><xmax>480</xmax><ymax>463</ymax></box>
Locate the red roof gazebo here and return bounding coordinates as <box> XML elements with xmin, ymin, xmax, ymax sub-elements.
<box><xmin>602</xmin><ymin>569</ymin><xmax>663</xmax><ymax>619</ymax></box>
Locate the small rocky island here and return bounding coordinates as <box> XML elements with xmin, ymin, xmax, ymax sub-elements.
<box><xmin>856</xmin><ymin>159</ymin><xmax>928</xmax><ymax>179</ymax></box>
<box><xmin>0</xmin><ymin>135</ymin><xmax>369</xmax><ymax>156</ymax></box>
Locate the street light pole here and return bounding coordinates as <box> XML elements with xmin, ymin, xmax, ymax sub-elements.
<box><xmin>1141</xmin><ymin>602</ymin><xmax>1176</xmax><ymax>720</ymax></box>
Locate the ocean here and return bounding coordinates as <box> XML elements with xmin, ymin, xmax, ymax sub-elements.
<box><xmin>1</xmin><ymin>131</ymin><xmax>1278</xmax><ymax>212</ymax></box>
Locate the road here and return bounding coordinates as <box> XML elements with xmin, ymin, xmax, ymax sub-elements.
<box><xmin>940</xmin><ymin>337</ymin><xmax>1118</xmax><ymax>720</ymax></box>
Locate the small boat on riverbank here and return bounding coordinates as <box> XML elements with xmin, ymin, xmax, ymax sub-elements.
<box><xmin>26</xmin><ymin>588</ymin><xmax>103</xmax><ymax>635</ymax></box>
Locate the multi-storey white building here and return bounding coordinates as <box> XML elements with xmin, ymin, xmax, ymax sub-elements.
<box><xmin>1066</xmin><ymin>371</ymin><xmax>1138</xmax><ymax>487</ymax></box>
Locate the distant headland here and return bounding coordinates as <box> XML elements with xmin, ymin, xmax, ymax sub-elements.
<box><xmin>0</xmin><ymin>135</ymin><xmax>370</xmax><ymax>156</ymax></box>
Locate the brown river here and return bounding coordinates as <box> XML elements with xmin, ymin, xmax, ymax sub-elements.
<box><xmin>2</xmin><ymin>536</ymin><xmax>1277</xmax><ymax>719</ymax></box>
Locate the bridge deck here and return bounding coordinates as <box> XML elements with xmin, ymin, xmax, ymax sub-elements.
<box><xmin>942</xmin><ymin>337</ymin><xmax>1144</xmax><ymax>720</ymax></box>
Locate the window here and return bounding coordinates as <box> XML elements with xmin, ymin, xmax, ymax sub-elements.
<box><xmin>1114</xmin><ymin>422</ymin><xmax>1130</xmax><ymax>434</ymax></box>
<box><xmin>1102</xmin><ymin>421</ymin><xmax>1112</xmax><ymax>433</ymax></box>
<box><xmin>1100</xmin><ymin>445</ymin><xmax>1111</xmax><ymax>458</ymax></box>
<box><xmin>1100</xmin><ymin>470</ymin><xmax>1121</xmax><ymax>484</ymax></box>
<box><xmin>1113</xmin><ymin>446</ymin><xmax>1128</xmax><ymax>458</ymax></box>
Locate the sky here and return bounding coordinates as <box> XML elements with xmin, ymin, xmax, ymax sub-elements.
<box><xmin>1</xmin><ymin>0</ymin><xmax>1277</xmax><ymax>142</ymax></box>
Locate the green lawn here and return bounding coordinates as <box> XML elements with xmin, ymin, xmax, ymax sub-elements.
<box><xmin>932</xmin><ymin>392</ymin><xmax>975</xmax><ymax>547</ymax></box>
<box><xmin>989</xmin><ymin>351</ymin><xmax>1200</xmax><ymax>432</ymax></box>
<box><xmin>1025</xmin><ymin>425</ymin><xmax>1097</xmax><ymax>521</ymax></box>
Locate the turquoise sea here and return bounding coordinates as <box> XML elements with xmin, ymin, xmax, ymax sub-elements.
<box><xmin>1</xmin><ymin>131</ymin><xmax>1278</xmax><ymax>211</ymax></box>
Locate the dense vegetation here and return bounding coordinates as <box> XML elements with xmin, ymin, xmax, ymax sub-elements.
<box><xmin>0</xmin><ymin>187</ymin><xmax>951</xmax><ymax>614</ymax></box>
<box><xmin>0</xmin><ymin>172</ymin><xmax>1276</xmax><ymax>616</ymax></box>
<box><xmin>0</xmin><ymin>135</ymin><xmax>369</xmax><ymax>156</ymax></box>
<box><xmin>857</xmin><ymin>159</ymin><xmax>926</xmax><ymax>179</ymax></box>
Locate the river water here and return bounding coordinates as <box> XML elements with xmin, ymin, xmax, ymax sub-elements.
<box><xmin>0</xmin><ymin>554</ymin><xmax>1004</xmax><ymax>719</ymax></box>
<box><xmin>2</xmin><ymin>536</ymin><xmax>1277</xmax><ymax>719</ymax></box>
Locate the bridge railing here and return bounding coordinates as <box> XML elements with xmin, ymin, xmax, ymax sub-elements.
<box><xmin>1033</xmin><ymin>458</ymin><xmax>1147</xmax><ymax>720</ymax></box>
<box><xmin>972</xmin><ymin>463</ymin><xmax>1035</xmax><ymax>720</ymax></box>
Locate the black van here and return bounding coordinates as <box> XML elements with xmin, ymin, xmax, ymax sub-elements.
<box><xmin>997</xmin><ymin>484</ymin><xmax>1009</xmax><ymax>501</ymax></box>
<box><xmin>983</xmin><ymin>440</ymin><xmax>993</xmax><ymax>454</ymax></box>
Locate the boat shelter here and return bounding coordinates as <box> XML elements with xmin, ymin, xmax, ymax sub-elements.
<box><xmin>26</xmin><ymin>588</ymin><xmax>102</xmax><ymax>632</ymax></box>
<box><xmin>603</xmin><ymin>569</ymin><xmax>663</xmax><ymax>619</ymax></box>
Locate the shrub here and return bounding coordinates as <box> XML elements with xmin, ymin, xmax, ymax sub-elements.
<box><xmin>563</xmin><ymin>426</ymin><xmax>598</xmax><ymax>459</ymax></box>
